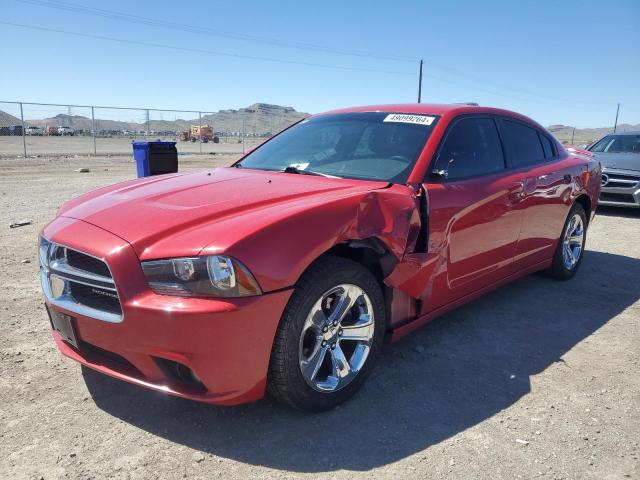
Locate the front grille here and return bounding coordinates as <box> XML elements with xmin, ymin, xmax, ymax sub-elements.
<box><xmin>67</xmin><ymin>249</ymin><xmax>111</xmax><ymax>277</ymax></box>
<box><xmin>70</xmin><ymin>282</ymin><xmax>122</xmax><ymax>315</ymax></box>
<box><xmin>602</xmin><ymin>172</ymin><xmax>640</xmax><ymax>189</ymax></box>
<box><xmin>40</xmin><ymin>242</ymin><xmax>123</xmax><ymax>322</ymax></box>
<box><xmin>600</xmin><ymin>192</ymin><xmax>636</xmax><ymax>204</ymax></box>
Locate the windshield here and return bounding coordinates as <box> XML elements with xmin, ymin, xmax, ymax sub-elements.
<box><xmin>589</xmin><ymin>134</ymin><xmax>640</xmax><ymax>154</ymax></box>
<box><xmin>235</xmin><ymin>112</ymin><xmax>439</xmax><ymax>183</ymax></box>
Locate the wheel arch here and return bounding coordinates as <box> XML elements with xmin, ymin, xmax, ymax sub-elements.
<box><xmin>574</xmin><ymin>194</ymin><xmax>592</xmax><ymax>226</ymax></box>
<box><xmin>295</xmin><ymin>237</ymin><xmax>402</xmax><ymax>332</ymax></box>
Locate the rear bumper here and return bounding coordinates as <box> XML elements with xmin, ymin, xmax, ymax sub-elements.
<box><xmin>42</xmin><ymin>216</ymin><xmax>293</xmax><ymax>405</ymax></box>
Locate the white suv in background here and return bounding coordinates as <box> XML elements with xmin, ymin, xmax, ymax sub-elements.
<box><xmin>57</xmin><ymin>126</ymin><xmax>74</xmax><ymax>136</ymax></box>
<box><xmin>26</xmin><ymin>126</ymin><xmax>44</xmax><ymax>136</ymax></box>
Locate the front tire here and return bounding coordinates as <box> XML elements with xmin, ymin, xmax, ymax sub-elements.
<box><xmin>268</xmin><ymin>256</ymin><xmax>386</xmax><ymax>411</ymax></box>
<box><xmin>547</xmin><ymin>203</ymin><xmax>587</xmax><ymax>280</ymax></box>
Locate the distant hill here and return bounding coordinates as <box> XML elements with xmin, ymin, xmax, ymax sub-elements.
<box><xmin>548</xmin><ymin>123</ymin><xmax>640</xmax><ymax>146</ymax></box>
<box><xmin>21</xmin><ymin>103</ymin><xmax>308</xmax><ymax>134</ymax></box>
<box><xmin>200</xmin><ymin>103</ymin><xmax>307</xmax><ymax>134</ymax></box>
<box><xmin>0</xmin><ymin>110</ymin><xmax>21</xmax><ymax>126</ymax></box>
<box><xmin>2</xmin><ymin>102</ymin><xmax>638</xmax><ymax>144</ymax></box>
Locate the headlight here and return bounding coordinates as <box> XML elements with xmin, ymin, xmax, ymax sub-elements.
<box><xmin>141</xmin><ymin>255</ymin><xmax>261</xmax><ymax>298</ymax></box>
<box><xmin>38</xmin><ymin>235</ymin><xmax>51</xmax><ymax>268</ymax></box>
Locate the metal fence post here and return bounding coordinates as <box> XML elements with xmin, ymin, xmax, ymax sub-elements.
<box><xmin>19</xmin><ymin>102</ymin><xmax>27</xmax><ymax>158</ymax></box>
<box><xmin>242</xmin><ymin>118</ymin><xmax>245</xmax><ymax>154</ymax></box>
<box><xmin>91</xmin><ymin>106</ymin><xmax>97</xmax><ymax>156</ymax></box>
<box><xmin>199</xmin><ymin>111</ymin><xmax>202</xmax><ymax>154</ymax></box>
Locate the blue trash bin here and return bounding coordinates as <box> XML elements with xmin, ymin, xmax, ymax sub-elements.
<box><xmin>132</xmin><ymin>141</ymin><xmax>178</xmax><ymax>178</ymax></box>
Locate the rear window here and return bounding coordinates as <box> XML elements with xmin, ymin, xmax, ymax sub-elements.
<box><xmin>501</xmin><ymin>120</ymin><xmax>546</xmax><ymax>167</ymax></box>
<box><xmin>539</xmin><ymin>133</ymin><xmax>555</xmax><ymax>158</ymax></box>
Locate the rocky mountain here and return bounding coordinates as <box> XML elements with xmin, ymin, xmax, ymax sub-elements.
<box><xmin>19</xmin><ymin>103</ymin><xmax>308</xmax><ymax>134</ymax></box>
<box><xmin>2</xmin><ymin>103</ymin><xmax>637</xmax><ymax>143</ymax></box>
<box><xmin>200</xmin><ymin>103</ymin><xmax>307</xmax><ymax>134</ymax></box>
<box><xmin>0</xmin><ymin>110</ymin><xmax>21</xmax><ymax>126</ymax></box>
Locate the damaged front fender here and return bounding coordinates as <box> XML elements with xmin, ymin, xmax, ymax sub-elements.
<box><xmin>218</xmin><ymin>183</ymin><xmax>431</xmax><ymax>296</ymax></box>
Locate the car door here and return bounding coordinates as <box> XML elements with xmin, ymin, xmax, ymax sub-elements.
<box><xmin>498</xmin><ymin>118</ymin><xmax>571</xmax><ymax>269</ymax></box>
<box><xmin>420</xmin><ymin>116</ymin><xmax>524</xmax><ymax>313</ymax></box>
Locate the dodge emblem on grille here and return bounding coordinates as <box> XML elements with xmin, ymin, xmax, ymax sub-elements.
<box><xmin>91</xmin><ymin>288</ymin><xmax>118</xmax><ymax>299</ymax></box>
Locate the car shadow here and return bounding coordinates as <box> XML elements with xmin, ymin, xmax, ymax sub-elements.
<box><xmin>83</xmin><ymin>250</ymin><xmax>640</xmax><ymax>472</ymax></box>
<box><xmin>596</xmin><ymin>205</ymin><xmax>640</xmax><ymax>218</ymax></box>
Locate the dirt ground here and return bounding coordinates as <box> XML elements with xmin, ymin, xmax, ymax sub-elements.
<box><xmin>0</xmin><ymin>155</ymin><xmax>638</xmax><ymax>480</ymax></box>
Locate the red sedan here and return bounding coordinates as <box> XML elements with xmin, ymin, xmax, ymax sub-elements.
<box><xmin>39</xmin><ymin>104</ymin><xmax>601</xmax><ymax>411</ymax></box>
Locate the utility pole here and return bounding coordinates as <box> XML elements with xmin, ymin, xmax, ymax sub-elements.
<box><xmin>198</xmin><ymin>111</ymin><xmax>202</xmax><ymax>154</ymax></box>
<box><xmin>19</xmin><ymin>102</ymin><xmax>26</xmax><ymax>158</ymax></box>
<box><xmin>417</xmin><ymin>59</ymin><xmax>423</xmax><ymax>103</ymax></box>
<box><xmin>242</xmin><ymin>118</ymin><xmax>245</xmax><ymax>154</ymax></box>
<box><xmin>613</xmin><ymin>103</ymin><xmax>620</xmax><ymax>133</ymax></box>
<box><xmin>571</xmin><ymin>127</ymin><xmax>575</xmax><ymax>146</ymax></box>
<box><xmin>91</xmin><ymin>106</ymin><xmax>96</xmax><ymax>156</ymax></box>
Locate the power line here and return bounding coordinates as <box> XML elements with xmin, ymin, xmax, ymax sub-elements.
<box><xmin>17</xmin><ymin>0</ymin><xmax>621</xmax><ymax>106</ymax></box>
<box><xmin>0</xmin><ymin>21</ymin><xmax>415</xmax><ymax>76</ymax></box>
<box><xmin>4</xmin><ymin>1</ymin><xmax>626</xmax><ymax>109</ymax></box>
<box><xmin>425</xmin><ymin>71</ymin><xmax>617</xmax><ymax>108</ymax></box>
<box><xmin>15</xmin><ymin>0</ymin><xmax>417</xmax><ymax>63</ymax></box>
<box><xmin>426</xmin><ymin>62</ymin><xmax>616</xmax><ymax>106</ymax></box>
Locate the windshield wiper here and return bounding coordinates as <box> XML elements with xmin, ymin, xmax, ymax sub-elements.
<box><xmin>281</xmin><ymin>166</ymin><xmax>336</xmax><ymax>177</ymax></box>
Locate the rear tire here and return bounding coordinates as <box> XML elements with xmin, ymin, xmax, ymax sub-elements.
<box><xmin>268</xmin><ymin>256</ymin><xmax>386</xmax><ymax>412</ymax></box>
<box><xmin>547</xmin><ymin>203</ymin><xmax>587</xmax><ymax>280</ymax></box>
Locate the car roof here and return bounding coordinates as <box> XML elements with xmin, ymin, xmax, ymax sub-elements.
<box><xmin>316</xmin><ymin>103</ymin><xmax>544</xmax><ymax>130</ymax></box>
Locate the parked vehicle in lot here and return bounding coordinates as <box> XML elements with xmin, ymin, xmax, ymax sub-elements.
<box><xmin>57</xmin><ymin>126</ymin><xmax>74</xmax><ymax>136</ymax></box>
<box><xmin>39</xmin><ymin>104</ymin><xmax>601</xmax><ymax>411</ymax></box>
<box><xmin>26</xmin><ymin>126</ymin><xmax>44</xmax><ymax>136</ymax></box>
<box><xmin>587</xmin><ymin>131</ymin><xmax>640</xmax><ymax>208</ymax></box>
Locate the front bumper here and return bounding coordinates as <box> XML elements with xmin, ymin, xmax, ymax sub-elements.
<box><xmin>42</xmin><ymin>217</ymin><xmax>292</xmax><ymax>405</ymax></box>
<box><xmin>599</xmin><ymin>168</ymin><xmax>640</xmax><ymax>208</ymax></box>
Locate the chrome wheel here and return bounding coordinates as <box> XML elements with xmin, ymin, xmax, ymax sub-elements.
<box><xmin>562</xmin><ymin>213</ymin><xmax>584</xmax><ymax>270</ymax></box>
<box><xmin>298</xmin><ymin>284</ymin><xmax>375</xmax><ymax>392</ymax></box>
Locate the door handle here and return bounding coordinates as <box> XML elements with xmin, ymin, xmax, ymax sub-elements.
<box><xmin>563</xmin><ymin>174</ymin><xmax>572</xmax><ymax>184</ymax></box>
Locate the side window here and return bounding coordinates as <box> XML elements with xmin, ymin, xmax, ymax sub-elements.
<box><xmin>539</xmin><ymin>133</ymin><xmax>555</xmax><ymax>159</ymax></box>
<box><xmin>501</xmin><ymin>120</ymin><xmax>546</xmax><ymax>167</ymax></box>
<box><xmin>433</xmin><ymin>117</ymin><xmax>505</xmax><ymax>180</ymax></box>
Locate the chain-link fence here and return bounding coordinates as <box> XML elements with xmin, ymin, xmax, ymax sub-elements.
<box><xmin>0</xmin><ymin>101</ymin><xmax>305</xmax><ymax>158</ymax></box>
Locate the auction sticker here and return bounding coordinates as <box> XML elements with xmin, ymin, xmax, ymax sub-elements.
<box><xmin>383</xmin><ymin>113</ymin><xmax>436</xmax><ymax>126</ymax></box>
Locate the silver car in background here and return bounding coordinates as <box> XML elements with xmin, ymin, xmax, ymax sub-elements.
<box><xmin>588</xmin><ymin>131</ymin><xmax>640</xmax><ymax>208</ymax></box>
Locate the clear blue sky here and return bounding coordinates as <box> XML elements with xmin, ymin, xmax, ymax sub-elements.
<box><xmin>1</xmin><ymin>0</ymin><xmax>639</xmax><ymax>127</ymax></box>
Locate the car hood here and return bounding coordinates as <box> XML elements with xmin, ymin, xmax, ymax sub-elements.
<box><xmin>592</xmin><ymin>152</ymin><xmax>640</xmax><ymax>172</ymax></box>
<box><xmin>58</xmin><ymin>167</ymin><xmax>388</xmax><ymax>258</ymax></box>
